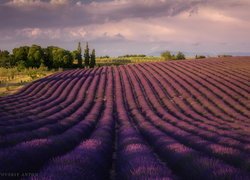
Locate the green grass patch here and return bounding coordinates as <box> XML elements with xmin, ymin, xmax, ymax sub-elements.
<box><xmin>96</xmin><ymin>56</ymin><xmax>165</xmax><ymax>66</ymax></box>
<box><xmin>0</xmin><ymin>67</ymin><xmax>58</xmax><ymax>97</ymax></box>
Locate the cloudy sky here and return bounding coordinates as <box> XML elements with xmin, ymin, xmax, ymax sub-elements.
<box><xmin>0</xmin><ymin>0</ymin><xmax>250</xmax><ymax>56</ymax></box>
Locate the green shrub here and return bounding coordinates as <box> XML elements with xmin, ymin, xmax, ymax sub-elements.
<box><xmin>195</xmin><ymin>55</ymin><xmax>206</xmax><ymax>59</ymax></box>
<box><xmin>218</xmin><ymin>55</ymin><xmax>233</xmax><ymax>58</ymax></box>
<box><xmin>175</xmin><ymin>52</ymin><xmax>186</xmax><ymax>60</ymax></box>
<box><xmin>161</xmin><ymin>51</ymin><xmax>173</xmax><ymax>60</ymax></box>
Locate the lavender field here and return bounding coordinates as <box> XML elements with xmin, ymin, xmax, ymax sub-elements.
<box><xmin>0</xmin><ymin>57</ymin><xmax>249</xmax><ymax>180</ymax></box>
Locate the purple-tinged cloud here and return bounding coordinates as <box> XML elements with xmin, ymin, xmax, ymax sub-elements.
<box><xmin>0</xmin><ymin>0</ymin><xmax>249</xmax><ymax>56</ymax></box>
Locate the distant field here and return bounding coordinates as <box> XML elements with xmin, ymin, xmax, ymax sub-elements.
<box><xmin>0</xmin><ymin>67</ymin><xmax>58</xmax><ymax>97</ymax></box>
<box><xmin>96</xmin><ymin>56</ymin><xmax>165</xmax><ymax>65</ymax></box>
<box><xmin>0</xmin><ymin>57</ymin><xmax>249</xmax><ymax>179</ymax></box>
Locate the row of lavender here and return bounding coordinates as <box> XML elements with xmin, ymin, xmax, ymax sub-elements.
<box><xmin>0</xmin><ymin>57</ymin><xmax>249</xmax><ymax>179</ymax></box>
<box><xmin>0</xmin><ymin>66</ymin><xmax>108</xmax><ymax>177</ymax></box>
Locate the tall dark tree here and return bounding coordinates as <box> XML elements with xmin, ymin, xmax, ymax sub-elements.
<box><xmin>84</xmin><ymin>42</ymin><xmax>90</xmax><ymax>67</ymax></box>
<box><xmin>77</xmin><ymin>42</ymin><xmax>82</xmax><ymax>67</ymax></box>
<box><xmin>90</xmin><ymin>49</ymin><xmax>96</xmax><ymax>68</ymax></box>
<box><xmin>43</xmin><ymin>46</ymin><xmax>54</xmax><ymax>68</ymax></box>
<box><xmin>12</xmin><ymin>46</ymin><xmax>29</xmax><ymax>65</ymax></box>
<box><xmin>52</xmin><ymin>48</ymin><xmax>73</xmax><ymax>68</ymax></box>
<box><xmin>176</xmin><ymin>52</ymin><xmax>185</xmax><ymax>60</ymax></box>
<box><xmin>27</xmin><ymin>45</ymin><xmax>44</xmax><ymax>67</ymax></box>
<box><xmin>0</xmin><ymin>50</ymin><xmax>12</xmax><ymax>67</ymax></box>
<box><xmin>77</xmin><ymin>42</ymin><xmax>81</xmax><ymax>54</ymax></box>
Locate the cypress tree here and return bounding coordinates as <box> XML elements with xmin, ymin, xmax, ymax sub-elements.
<box><xmin>84</xmin><ymin>42</ymin><xmax>90</xmax><ymax>67</ymax></box>
<box><xmin>90</xmin><ymin>49</ymin><xmax>96</xmax><ymax>68</ymax></box>
<box><xmin>77</xmin><ymin>42</ymin><xmax>82</xmax><ymax>67</ymax></box>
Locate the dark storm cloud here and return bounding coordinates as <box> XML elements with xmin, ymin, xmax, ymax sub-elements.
<box><xmin>1</xmin><ymin>0</ymin><xmax>249</xmax><ymax>29</ymax></box>
<box><xmin>0</xmin><ymin>0</ymin><xmax>249</xmax><ymax>55</ymax></box>
<box><xmin>0</xmin><ymin>0</ymin><xmax>204</xmax><ymax>29</ymax></box>
<box><xmin>0</xmin><ymin>2</ymin><xmax>85</xmax><ymax>29</ymax></box>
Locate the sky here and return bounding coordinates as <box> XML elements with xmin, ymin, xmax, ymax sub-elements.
<box><xmin>0</xmin><ymin>0</ymin><xmax>250</xmax><ymax>56</ymax></box>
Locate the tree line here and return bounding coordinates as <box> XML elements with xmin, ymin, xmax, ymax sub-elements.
<box><xmin>0</xmin><ymin>42</ymin><xmax>96</xmax><ymax>69</ymax></box>
<box><xmin>161</xmin><ymin>51</ymin><xmax>186</xmax><ymax>60</ymax></box>
<box><xmin>118</xmin><ymin>54</ymin><xmax>146</xmax><ymax>58</ymax></box>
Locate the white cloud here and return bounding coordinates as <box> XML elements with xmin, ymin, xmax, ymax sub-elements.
<box><xmin>67</xmin><ymin>27</ymin><xmax>87</xmax><ymax>38</ymax></box>
<box><xmin>85</xmin><ymin>18</ymin><xmax>175</xmax><ymax>42</ymax></box>
<box><xmin>17</xmin><ymin>28</ymin><xmax>42</xmax><ymax>38</ymax></box>
<box><xmin>16</xmin><ymin>27</ymin><xmax>87</xmax><ymax>40</ymax></box>
<box><xmin>7</xmin><ymin>0</ymin><xmax>70</xmax><ymax>7</ymax></box>
<box><xmin>8</xmin><ymin>0</ymin><xmax>43</xmax><ymax>6</ymax></box>
<box><xmin>197</xmin><ymin>8</ymin><xmax>242</xmax><ymax>23</ymax></box>
<box><xmin>50</xmin><ymin>0</ymin><xmax>69</xmax><ymax>5</ymax></box>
